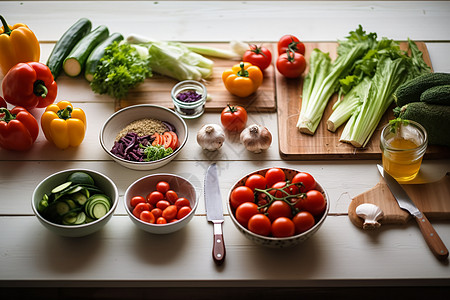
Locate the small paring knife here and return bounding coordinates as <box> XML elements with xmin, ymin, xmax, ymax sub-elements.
<box><xmin>377</xmin><ymin>164</ymin><xmax>449</xmax><ymax>261</ymax></box>
<box><xmin>204</xmin><ymin>163</ymin><xmax>226</xmax><ymax>265</ymax></box>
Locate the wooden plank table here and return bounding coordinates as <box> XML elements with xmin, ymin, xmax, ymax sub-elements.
<box><xmin>1</xmin><ymin>1</ymin><xmax>450</xmax><ymax>298</ymax></box>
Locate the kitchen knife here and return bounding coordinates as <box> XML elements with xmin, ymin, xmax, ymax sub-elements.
<box><xmin>377</xmin><ymin>164</ymin><xmax>448</xmax><ymax>261</ymax></box>
<box><xmin>204</xmin><ymin>163</ymin><xmax>226</xmax><ymax>265</ymax></box>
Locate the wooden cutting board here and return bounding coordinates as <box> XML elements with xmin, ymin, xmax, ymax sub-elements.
<box><xmin>116</xmin><ymin>43</ymin><xmax>276</xmax><ymax>113</ymax></box>
<box><xmin>348</xmin><ymin>173</ymin><xmax>450</xmax><ymax>229</ymax></box>
<box><xmin>276</xmin><ymin>42</ymin><xmax>450</xmax><ymax>160</ymax></box>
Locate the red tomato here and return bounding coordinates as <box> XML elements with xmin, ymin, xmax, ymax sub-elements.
<box><xmin>220</xmin><ymin>104</ymin><xmax>248</xmax><ymax>132</ymax></box>
<box><xmin>177</xmin><ymin>206</ymin><xmax>192</xmax><ymax>220</ymax></box>
<box><xmin>264</xmin><ymin>167</ymin><xmax>286</xmax><ymax>187</ymax></box>
<box><xmin>147</xmin><ymin>191</ymin><xmax>164</xmax><ymax>206</ymax></box>
<box><xmin>277</xmin><ymin>34</ymin><xmax>305</xmax><ymax>56</ymax></box>
<box><xmin>293</xmin><ymin>211</ymin><xmax>315</xmax><ymax>234</ymax></box>
<box><xmin>243</xmin><ymin>44</ymin><xmax>272</xmax><ymax>71</ymax></box>
<box><xmin>152</xmin><ymin>132</ymin><xmax>164</xmax><ymax>146</ymax></box>
<box><xmin>169</xmin><ymin>131</ymin><xmax>179</xmax><ymax>149</ymax></box>
<box><xmin>162</xmin><ymin>205</ymin><xmax>178</xmax><ymax>221</ymax></box>
<box><xmin>175</xmin><ymin>197</ymin><xmax>191</xmax><ymax>209</ymax></box>
<box><xmin>269</xmin><ymin>181</ymin><xmax>290</xmax><ymax>198</ymax></box>
<box><xmin>165</xmin><ymin>190</ymin><xmax>178</xmax><ymax>204</ymax></box>
<box><xmin>151</xmin><ymin>207</ymin><xmax>163</xmax><ymax>219</ymax></box>
<box><xmin>292</xmin><ymin>172</ymin><xmax>316</xmax><ymax>192</ymax></box>
<box><xmin>271</xmin><ymin>217</ymin><xmax>295</xmax><ymax>237</ymax></box>
<box><xmin>230</xmin><ymin>186</ymin><xmax>255</xmax><ymax>209</ymax></box>
<box><xmin>140</xmin><ymin>210</ymin><xmax>155</xmax><ymax>224</ymax></box>
<box><xmin>130</xmin><ymin>196</ymin><xmax>146</xmax><ymax>208</ymax></box>
<box><xmin>156</xmin><ymin>181</ymin><xmax>170</xmax><ymax>194</ymax></box>
<box><xmin>163</xmin><ymin>132</ymin><xmax>173</xmax><ymax>149</ymax></box>
<box><xmin>156</xmin><ymin>200</ymin><xmax>171</xmax><ymax>210</ymax></box>
<box><xmin>156</xmin><ymin>217</ymin><xmax>167</xmax><ymax>224</ymax></box>
<box><xmin>235</xmin><ymin>202</ymin><xmax>259</xmax><ymax>227</ymax></box>
<box><xmin>276</xmin><ymin>51</ymin><xmax>306</xmax><ymax>78</ymax></box>
<box><xmin>169</xmin><ymin>218</ymin><xmax>179</xmax><ymax>223</ymax></box>
<box><xmin>248</xmin><ymin>214</ymin><xmax>271</xmax><ymax>236</ymax></box>
<box><xmin>267</xmin><ymin>200</ymin><xmax>292</xmax><ymax>221</ymax></box>
<box><xmin>245</xmin><ymin>174</ymin><xmax>267</xmax><ymax>191</ymax></box>
<box><xmin>132</xmin><ymin>202</ymin><xmax>151</xmax><ymax>219</ymax></box>
<box><xmin>303</xmin><ymin>190</ymin><xmax>326</xmax><ymax>216</ymax></box>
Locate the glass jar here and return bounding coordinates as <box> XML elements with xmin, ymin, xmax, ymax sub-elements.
<box><xmin>171</xmin><ymin>80</ymin><xmax>207</xmax><ymax>119</ymax></box>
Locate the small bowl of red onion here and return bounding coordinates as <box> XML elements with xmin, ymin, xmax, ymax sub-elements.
<box><xmin>100</xmin><ymin>104</ymin><xmax>188</xmax><ymax>170</ymax></box>
<box><xmin>171</xmin><ymin>80</ymin><xmax>207</xmax><ymax>119</ymax></box>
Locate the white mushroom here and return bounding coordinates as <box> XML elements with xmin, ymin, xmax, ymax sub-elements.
<box><xmin>356</xmin><ymin>203</ymin><xmax>384</xmax><ymax>230</ymax></box>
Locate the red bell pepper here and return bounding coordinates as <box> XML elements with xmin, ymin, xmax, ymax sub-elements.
<box><xmin>0</xmin><ymin>101</ymin><xmax>39</xmax><ymax>151</ymax></box>
<box><xmin>0</xmin><ymin>96</ymin><xmax>6</xmax><ymax>108</ymax></box>
<box><xmin>1</xmin><ymin>62</ymin><xmax>57</xmax><ymax>109</ymax></box>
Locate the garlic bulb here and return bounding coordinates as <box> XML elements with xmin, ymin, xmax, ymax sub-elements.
<box><xmin>356</xmin><ymin>203</ymin><xmax>384</xmax><ymax>230</ymax></box>
<box><xmin>197</xmin><ymin>124</ymin><xmax>225</xmax><ymax>151</ymax></box>
<box><xmin>240</xmin><ymin>124</ymin><xmax>272</xmax><ymax>153</ymax></box>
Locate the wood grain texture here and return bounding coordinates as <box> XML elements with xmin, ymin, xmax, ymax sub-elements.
<box><xmin>277</xmin><ymin>42</ymin><xmax>449</xmax><ymax>160</ymax></box>
<box><xmin>348</xmin><ymin>173</ymin><xmax>450</xmax><ymax>228</ymax></box>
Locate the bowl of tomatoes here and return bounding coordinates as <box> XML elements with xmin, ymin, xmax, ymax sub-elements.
<box><xmin>227</xmin><ymin>167</ymin><xmax>329</xmax><ymax>248</ymax></box>
<box><xmin>124</xmin><ymin>173</ymin><xmax>198</xmax><ymax>234</ymax></box>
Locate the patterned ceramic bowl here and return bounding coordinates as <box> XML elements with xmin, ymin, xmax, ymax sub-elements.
<box><xmin>227</xmin><ymin>167</ymin><xmax>329</xmax><ymax>248</ymax></box>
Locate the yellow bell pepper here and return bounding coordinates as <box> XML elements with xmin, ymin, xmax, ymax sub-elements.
<box><xmin>222</xmin><ymin>62</ymin><xmax>263</xmax><ymax>97</ymax></box>
<box><xmin>41</xmin><ymin>101</ymin><xmax>87</xmax><ymax>149</ymax></box>
<box><xmin>0</xmin><ymin>15</ymin><xmax>40</xmax><ymax>76</ymax></box>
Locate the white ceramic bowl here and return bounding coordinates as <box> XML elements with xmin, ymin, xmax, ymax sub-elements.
<box><xmin>32</xmin><ymin>169</ymin><xmax>119</xmax><ymax>237</ymax></box>
<box><xmin>227</xmin><ymin>167</ymin><xmax>329</xmax><ymax>248</ymax></box>
<box><xmin>124</xmin><ymin>173</ymin><xmax>198</xmax><ymax>234</ymax></box>
<box><xmin>100</xmin><ymin>104</ymin><xmax>188</xmax><ymax>170</ymax></box>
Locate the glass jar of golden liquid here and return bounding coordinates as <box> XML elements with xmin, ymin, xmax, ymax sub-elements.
<box><xmin>380</xmin><ymin>120</ymin><xmax>428</xmax><ymax>182</ymax></box>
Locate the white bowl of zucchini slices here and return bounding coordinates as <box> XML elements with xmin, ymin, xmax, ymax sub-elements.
<box><xmin>32</xmin><ymin>169</ymin><xmax>118</xmax><ymax>237</ymax></box>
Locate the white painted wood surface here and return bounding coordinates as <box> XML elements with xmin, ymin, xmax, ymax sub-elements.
<box><xmin>1</xmin><ymin>1</ymin><xmax>450</xmax><ymax>288</ymax></box>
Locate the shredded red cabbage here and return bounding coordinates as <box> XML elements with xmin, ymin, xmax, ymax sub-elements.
<box><xmin>110</xmin><ymin>132</ymin><xmax>155</xmax><ymax>162</ymax></box>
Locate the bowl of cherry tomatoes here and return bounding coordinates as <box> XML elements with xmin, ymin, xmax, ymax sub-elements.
<box><xmin>227</xmin><ymin>167</ymin><xmax>329</xmax><ymax>248</ymax></box>
<box><xmin>124</xmin><ymin>173</ymin><xmax>198</xmax><ymax>234</ymax></box>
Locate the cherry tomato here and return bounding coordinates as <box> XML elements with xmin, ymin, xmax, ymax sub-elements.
<box><xmin>151</xmin><ymin>207</ymin><xmax>163</xmax><ymax>219</ymax></box>
<box><xmin>267</xmin><ymin>200</ymin><xmax>292</xmax><ymax>221</ymax></box>
<box><xmin>303</xmin><ymin>190</ymin><xmax>326</xmax><ymax>216</ymax></box>
<box><xmin>235</xmin><ymin>202</ymin><xmax>259</xmax><ymax>227</ymax></box>
<box><xmin>165</xmin><ymin>190</ymin><xmax>178</xmax><ymax>204</ymax></box>
<box><xmin>175</xmin><ymin>197</ymin><xmax>191</xmax><ymax>209</ymax></box>
<box><xmin>130</xmin><ymin>196</ymin><xmax>146</xmax><ymax>208</ymax></box>
<box><xmin>177</xmin><ymin>206</ymin><xmax>192</xmax><ymax>220</ymax></box>
<box><xmin>156</xmin><ymin>217</ymin><xmax>167</xmax><ymax>224</ymax></box>
<box><xmin>243</xmin><ymin>44</ymin><xmax>272</xmax><ymax>71</ymax></box>
<box><xmin>276</xmin><ymin>50</ymin><xmax>306</xmax><ymax>78</ymax></box>
<box><xmin>292</xmin><ymin>172</ymin><xmax>316</xmax><ymax>192</ymax></box>
<box><xmin>147</xmin><ymin>191</ymin><xmax>164</xmax><ymax>206</ymax></box>
<box><xmin>269</xmin><ymin>181</ymin><xmax>291</xmax><ymax>198</ymax></box>
<box><xmin>264</xmin><ymin>167</ymin><xmax>286</xmax><ymax>188</ymax></box>
<box><xmin>271</xmin><ymin>217</ymin><xmax>295</xmax><ymax>237</ymax></box>
<box><xmin>220</xmin><ymin>104</ymin><xmax>248</xmax><ymax>132</ymax></box>
<box><xmin>140</xmin><ymin>210</ymin><xmax>155</xmax><ymax>224</ymax></box>
<box><xmin>132</xmin><ymin>202</ymin><xmax>151</xmax><ymax>219</ymax></box>
<box><xmin>169</xmin><ymin>218</ymin><xmax>179</xmax><ymax>223</ymax></box>
<box><xmin>156</xmin><ymin>181</ymin><xmax>170</xmax><ymax>194</ymax></box>
<box><xmin>162</xmin><ymin>205</ymin><xmax>178</xmax><ymax>221</ymax></box>
<box><xmin>245</xmin><ymin>174</ymin><xmax>267</xmax><ymax>191</ymax></box>
<box><xmin>156</xmin><ymin>200</ymin><xmax>171</xmax><ymax>210</ymax></box>
<box><xmin>293</xmin><ymin>211</ymin><xmax>315</xmax><ymax>234</ymax></box>
<box><xmin>248</xmin><ymin>214</ymin><xmax>271</xmax><ymax>236</ymax></box>
<box><xmin>277</xmin><ymin>34</ymin><xmax>305</xmax><ymax>56</ymax></box>
<box><xmin>230</xmin><ymin>186</ymin><xmax>255</xmax><ymax>209</ymax></box>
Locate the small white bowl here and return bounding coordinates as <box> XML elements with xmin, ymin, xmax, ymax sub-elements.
<box><xmin>227</xmin><ymin>167</ymin><xmax>329</xmax><ymax>248</ymax></box>
<box><xmin>100</xmin><ymin>104</ymin><xmax>188</xmax><ymax>170</ymax></box>
<box><xmin>124</xmin><ymin>173</ymin><xmax>198</xmax><ymax>234</ymax></box>
<box><xmin>32</xmin><ymin>169</ymin><xmax>118</xmax><ymax>237</ymax></box>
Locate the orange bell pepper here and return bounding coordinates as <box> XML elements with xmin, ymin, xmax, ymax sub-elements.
<box><xmin>41</xmin><ymin>101</ymin><xmax>86</xmax><ymax>149</ymax></box>
<box><xmin>0</xmin><ymin>15</ymin><xmax>40</xmax><ymax>76</ymax></box>
<box><xmin>222</xmin><ymin>62</ymin><xmax>263</xmax><ymax>97</ymax></box>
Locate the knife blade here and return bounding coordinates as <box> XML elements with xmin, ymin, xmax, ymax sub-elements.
<box><xmin>204</xmin><ymin>163</ymin><xmax>226</xmax><ymax>265</ymax></box>
<box><xmin>377</xmin><ymin>164</ymin><xmax>448</xmax><ymax>261</ymax></box>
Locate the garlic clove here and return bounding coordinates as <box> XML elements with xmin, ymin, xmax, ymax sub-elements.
<box><xmin>355</xmin><ymin>203</ymin><xmax>384</xmax><ymax>230</ymax></box>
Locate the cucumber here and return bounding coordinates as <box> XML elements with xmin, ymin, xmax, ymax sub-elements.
<box><xmin>420</xmin><ymin>85</ymin><xmax>450</xmax><ymax>105</ymax></box>
<box><xmin>63</xmin><ymin>25</ymin><xmax>110</xmax><ymax>77</ymax></box>
<box><xmin>85</xmin><ymin>194</ymin><xmax>111</xmax><ymax>219</ymax></box>
<box><xmin>72</xmin><ymin>192</ymin><xmax>88</xmax><ymax>206</ymax></box>
<box><xmin>56</xmin><ymin>201</ymin><xmax>70</xmax><ymax>216</ymax></box>
<box><xmin>67</xmin><ymin>171</ymin><xmax>95</xmax><ymax>185</ymax></box>
<box><xmin>46</xmin><ymin>18</ymin><xmax>92</xmax><ymax>79</ymax></box>
<box><xmin>51</xmin><ymin>181</ymin><xmax>72</xmax><ymax>194</ymax></box>
<box><xmin>62</xmin><ymin>212</ymin><xmax>78</xmax><ymax>225</ymax></box>
<box><xmin>394</xmin><ymin>72</ymin><xmax>450</xmax><ymax>107</ymax></box>
<box><xmin>74</xmin><ymin>212</ymin><xmax>87</xmax><ymax>225</ymax></box>
<box><xmin>84</xmin><ymin>32</ymin><xmax>124</xmax><ymax>82</ymax></box>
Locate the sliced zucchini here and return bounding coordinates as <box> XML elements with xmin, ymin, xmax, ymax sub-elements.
<box><xmin>67</xmin><ymin>171</ymin><xmax>95</xmax><ymax>185</ymax></box>
<box><xmin>56</xmin><ymin>201</ymin><xmax>70</xmax><ymax>216</ymax></box>
<box><xmin>72</xmin><ymin>192</ymin><xmax>88</xmax><ymax>206</ymax></box>
<box><xmin>74</xmin><ymin>212</ymin><xmax>87</xmax><ymax>225</ymax></box>
<box><xmin>51</xmin><ymin>181</ymin><xmax>73</xmax><ymax>194</ymax></box>
<box><xmin>62</xmin><ymin>212</ymin><xmax>78</xmax><ymax>225</ymax></box>
<box><xmin>92</xmin><ymin>203</ymin><xmax>108</xmax><ymax>219</ymax></box>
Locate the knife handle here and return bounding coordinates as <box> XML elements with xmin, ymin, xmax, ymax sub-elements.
<box><xmin>212</xmin><ymin>221</ymin><xmax>226</xmax><ymax>265</ymax></box>
<box><xmin>415</xmin><ymin>214</ymin><xmax>449</xmax><ymax>261</ymax></box>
